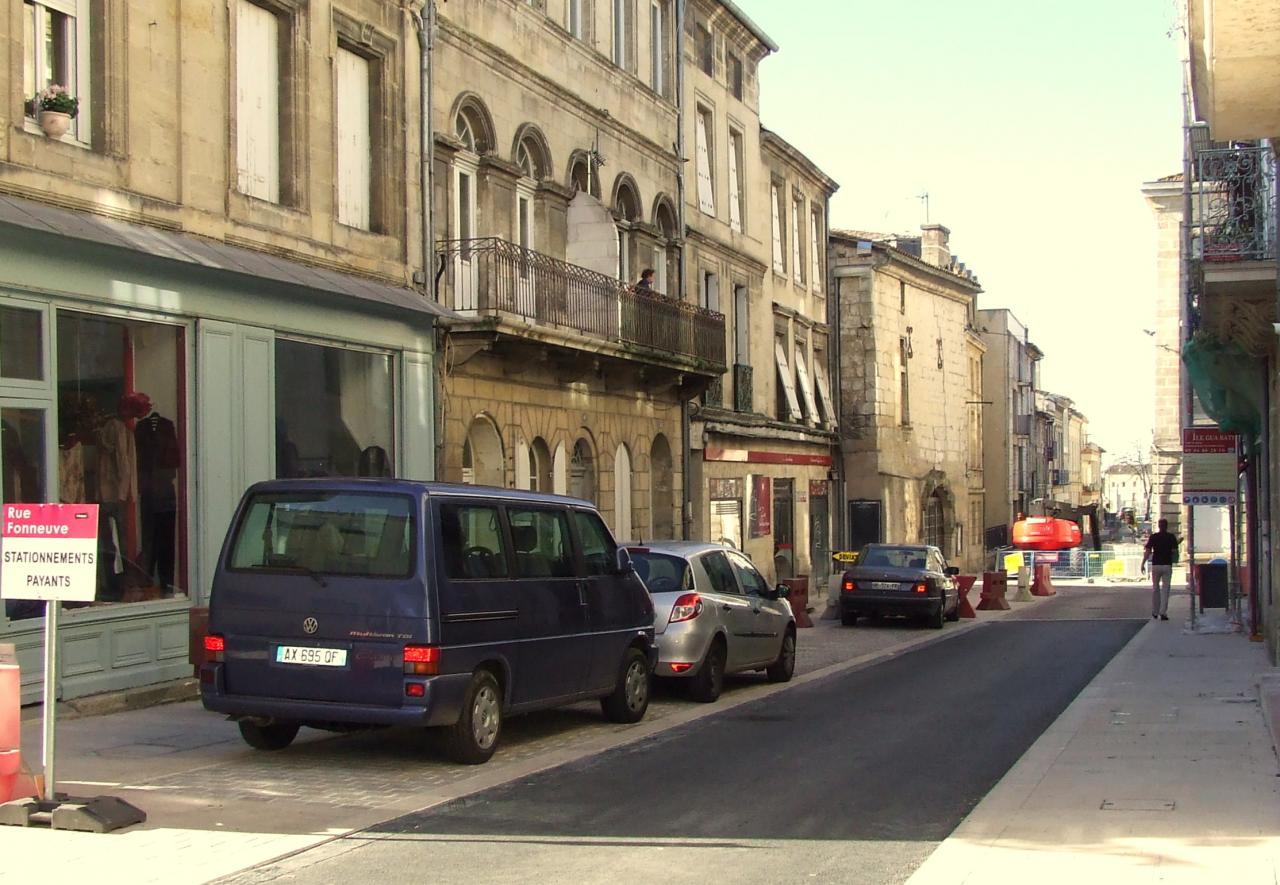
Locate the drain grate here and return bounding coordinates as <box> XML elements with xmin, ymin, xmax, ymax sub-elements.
<box><xmin>1101</xmin><ymin>799</ymin><xmax>1176</xmax><ymax>812</ymax></box>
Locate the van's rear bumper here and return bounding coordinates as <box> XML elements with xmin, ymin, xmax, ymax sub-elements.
<box><xmin>199</xmin><ymin>664</ymin><xmax>470</xmax><ymax>728</ymax></box>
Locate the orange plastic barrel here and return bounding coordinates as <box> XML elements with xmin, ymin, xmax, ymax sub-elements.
<box><xmin>0</xmin><ymin>644</ymin><xmax>19</xmax><ymax>802</ymax></box>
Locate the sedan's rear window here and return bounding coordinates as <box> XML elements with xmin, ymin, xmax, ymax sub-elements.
<box><xmin>229</xmin><ymin>492</ymin><xmax>414</xmax><ymax>578</ymax></box>
<box><xmin>858</xmin><ymin>546</ymin><xmax>928</xmax><ymax>569</ymax></box>
<box><xmin>630</xmin><ymin>552</ymin><xmax>690</xmax><ymax>594</ymax></box>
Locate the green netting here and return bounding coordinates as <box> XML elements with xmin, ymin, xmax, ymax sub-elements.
<box><xmin>1182</xmin><ymin>336</ymin><xmax>1263</xmax><ymax>441</ymax></box>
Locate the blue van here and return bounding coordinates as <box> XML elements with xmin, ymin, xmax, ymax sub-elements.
<box><xmin>200</xmin><ymin>480</ymin><xmax>657</xmax><ymax>763</ymax></box>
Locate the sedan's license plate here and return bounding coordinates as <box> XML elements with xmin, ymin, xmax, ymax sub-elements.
<box><xmin>867</xmin><ymin>581</ymin><xmax>902</xmax><ymax>590</ymax></box>
<box><xmin>276</xmin><ymin>645</ymin><xmax>347</xmax><ymax>667</ymax></box>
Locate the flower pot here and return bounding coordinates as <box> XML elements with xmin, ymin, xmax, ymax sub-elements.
<box><xmin>38</xmin><ymin>111</ymin><xmax>70</xmax><ymax>139</ymax></box>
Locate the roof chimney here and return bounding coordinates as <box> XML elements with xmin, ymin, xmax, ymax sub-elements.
<box><xmin>921</xmin><ymin>223</ymin><xmax>951</xmax><ymax>269</ymax></box>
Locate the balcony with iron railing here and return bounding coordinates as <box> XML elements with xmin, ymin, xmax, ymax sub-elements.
<box><xmin>1194</xmin><ymin>144</ymin><xmax>1277</xmax><ymax>263</ymax></box>
<box><xmin>436</xmin><ymin>238</ymin><xmax>727</xmax><ymax>378</ymax></box>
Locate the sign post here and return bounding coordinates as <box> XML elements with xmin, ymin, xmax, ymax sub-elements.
<box><xmin>0</xmin><ymin>503</ymin><xmax>145</xmax><ymax>832</ymax></box>
<box><xmin>1181</xmin><ymin>429</ymin><xmax>1240</xmax><ymax>633</ymax></box>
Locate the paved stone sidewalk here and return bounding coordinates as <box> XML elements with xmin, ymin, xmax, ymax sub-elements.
<box><xmin>0</xmin><ymin>592</ymin><xmax>1052</xmax><ymax>884</ymax></box>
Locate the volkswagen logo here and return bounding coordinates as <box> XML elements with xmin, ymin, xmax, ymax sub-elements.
<box><xmin>302</xmin><ymin>617</ymin><xmax>318</xmax><ymax>635</ymax></box>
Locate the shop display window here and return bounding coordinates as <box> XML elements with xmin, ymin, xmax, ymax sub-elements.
<box><xmin>275</xmin><ymin>339</ymin><xmax>395</xmax><ymax>479</ymax></box>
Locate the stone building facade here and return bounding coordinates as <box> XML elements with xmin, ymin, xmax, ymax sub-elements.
<box><xmin>0</xmin><ymin>0</ymin><xmax>446</xmax><ymax>701</ymax></box>
<box><xmin>430</xmin><ymin>0</ymin><xmax>724</xmax><ymax>542</ymax></box>
<box><xmin>830</xmin><ymin>225</ymin><xmax>986</xmax><ymax>572</ymax></box>
<box><xmin>976</xmin><ymin>307</ymin><xmax>1042</xmax><ymax>547</ymax></box>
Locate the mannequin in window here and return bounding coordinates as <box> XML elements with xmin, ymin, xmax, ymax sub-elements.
<box><xmin>96</xmin><ymin>391</ymin><xmax>148</xmax><ymax>602</ymax></box>
<box><xmin>136</xmin><ymin>404</ymin><xmax>180</xmax><ymax>592</ymax></box>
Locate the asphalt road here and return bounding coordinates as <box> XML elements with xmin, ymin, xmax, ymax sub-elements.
<box><xmin>241</xmin><ymin>585</ymin><xmax>1149</xmax><ymax>885</ymax></box>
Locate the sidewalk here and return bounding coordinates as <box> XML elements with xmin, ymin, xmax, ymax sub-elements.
<box><xmin>907</xmin><ymin>586</ymin><xmax>1280</xmax><ymax>885</ymax></box>
<box><xmin>0</xmin><ymin>591</ymin><xmax>1045</xmax><ymax>885</ymax></box>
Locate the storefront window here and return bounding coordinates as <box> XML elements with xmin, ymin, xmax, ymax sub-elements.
<box><xmin>0</xmin><ymin>306</ymin><xmax>44</xmax><ymax>381</ymax></box>
<box><xmin>275</xmin><ymin>340</ymin><xmax>394</xmax><ymax>478</ymax></box>
<box><xmin>1</xmin><ymin>406</ymin><xmax>48</xmax><ymax>621</ymax></box>
<box><xmin>53</xmin><ymin>312</ymin><xmax>188</xmax><ymax>615</ymax></box>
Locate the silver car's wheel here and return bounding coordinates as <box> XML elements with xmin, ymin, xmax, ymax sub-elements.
<box><xmin>689</xmin><ymin>640</ymin><xmax>725</xmax><ymax>703</ymax></box>
<box><xmin>766</xmin><ymin>629</ymin><xmax>796</xmax><ymax>683</ymax></box>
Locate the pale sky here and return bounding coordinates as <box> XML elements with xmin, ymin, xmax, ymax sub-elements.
<box><xmin>736</xmin><ymin>0</ymin><xmax>1185</xmax><ymax>461</ymax></box>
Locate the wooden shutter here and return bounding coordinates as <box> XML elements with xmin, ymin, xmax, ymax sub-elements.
<box><xmin>728</xmin><ymin>133</ymin><xmax>741</xmax><ymax>232</ymax></box>
<box><xmin>235</xmin><ymin>0</ymin><xmax>279</xmax><ymax>202</ymax></box>
<box><xmin>771</xmin><ymin>185</ymin><xmax>784</xmax><ymax>272</ymax></box>
<box><xmin>814</xmin><ymin>362</ymin><xmax>836</xmax><ymax>427</ymax></box>
<box><xmin>794</xmin><ymin>349</ymin><xmax>819</xmax><ymax>422</ymax></box>
<box><xmin>695</xmin><ymin>111</ymin><xmax>715</xmax><ymax>215</ymax></box>
<box><xmin>774</xmin><ymin>341</ymin><xmax>801</xmax><ymax>420</ymax></box>
<box><xmin>791</xmin><ymin>199</ymin><xmax>803</xmax><ymax>281</ymax></box>
<box><xmin>810</xmin><ymin>211</ymin><xmax>821</xmax><ymax>293</ymax></box>
<box><xmin>336</xmin><ymin>47</ymin><xmax>371</xmax><ymax>230</ymax></box>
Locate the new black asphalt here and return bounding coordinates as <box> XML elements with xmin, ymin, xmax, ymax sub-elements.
<box><xmin>246</xmin><ymin>585</ymin><xmax>1150</xmax><ymax>884</ymax></box>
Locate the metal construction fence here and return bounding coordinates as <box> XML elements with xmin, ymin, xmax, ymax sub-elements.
<box><xmin>991</xmin><ymin>547</ymin><xmax>1147</xmax><ymax>582</ymax></box>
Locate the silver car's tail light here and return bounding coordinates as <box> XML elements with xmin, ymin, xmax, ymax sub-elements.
<box><xmin>668</xmin><ymin>592</ymin><xmax>702</xmax><ymax>624</ymax></box>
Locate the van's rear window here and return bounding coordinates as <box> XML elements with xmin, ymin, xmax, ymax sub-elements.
<box><xmin>228</xmin><ymin>492</ymin><xmax>414</xmax><ymax>578</ymax></box>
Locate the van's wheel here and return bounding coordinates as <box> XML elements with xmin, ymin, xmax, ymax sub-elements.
<box><xmin>766</xmin><ymin>628</ymin><xmax>796</xmax><ymax>683</ymax></box>
<box><xmin>439</xmin><ymin>670</ymin><xmax>502</xmax><ymax>764</ymax></box>
<box><xmin>689</xmin><ymin>640</ymin><xmax>726</xmax><ymax>703</ymax></box>
<box><xmin>601</xmin><ymin>647</ymin><xmax>651</xmax><ymax>723</ymax></box>
<box><xmin>238</xmin><ymin>720</ymin><xmax>299</xmax><ymax>751</ymax></box>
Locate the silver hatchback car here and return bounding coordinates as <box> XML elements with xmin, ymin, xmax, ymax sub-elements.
<box><xmin>623</xmin><ymin>542</ymin><xmax>797</xmax><ymax>703</ymax></box>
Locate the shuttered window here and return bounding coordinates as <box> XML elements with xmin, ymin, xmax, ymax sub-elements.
<box><xmin>813</xmin><ymin>358</ymin><xmax>836</xmax><ymax>427</ymax></box>
<box><xmin>728</xmin><ymin>129</ymin><xmax>743</xmax><ymax>233</ymax></box>
<box><xmin>235</xmin><ymin>0</ymin><xmax>280</xmax><ymax>203</ymax></box>
<box><xmin>771</xmin><ymin>184</ymin><xmax>785</xmax><ymax>273</ymax></box>
<box><xmin>810</xmin><ymin>209</ymin><xmax>822</xmax><ymax>293</ymax></box>
<box><xmin>695</xmin><ymin>108</ymin><xmax>715</xmax><ymax>216</ymax></box>
<box><xmin>795</xmin><ymin>348</ymin><xmax>818</xmax><ymax>423</ymax></box>
<box><xmin>774</xmin><ymin>341</ymin><xmax>801</xmax><ymax>421</ymax></box>
<box><xmin>335</xmin><ymin>47</ymin><xmax>371</xmax><ymax>230</ymax></box>
<box><xmin>791</xmin><ymin>197</ymin><xmax>804</xmax><ymax>283</ymax></box>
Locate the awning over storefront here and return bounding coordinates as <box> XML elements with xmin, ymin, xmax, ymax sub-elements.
<box><xmin>1183</xmin><ymin>335</ymin><xmax>1263</xmax><ymax>442</ymax></box>
<box><xmin>0</xmin><ymin>193</ymin><xmax>455</xmax><ymax>321</ymax></box>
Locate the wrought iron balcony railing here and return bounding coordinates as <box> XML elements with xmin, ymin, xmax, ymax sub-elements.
<box><xmin>436</xmin><ymin>238</ymin><xmax>727</xmax><ymax>372</ymax></box>
<box><xmin>1194</xmin><ymin>145</ymin><xmax>1277</xmax><ymax>263</ymax></box>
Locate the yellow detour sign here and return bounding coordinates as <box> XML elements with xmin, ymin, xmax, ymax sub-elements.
<box><xmin>1003</xmin><ymin>552</ymin><xmax>1024</xmax><ymax>573</ymax></box>
<box><xmin>832</xmin><ymin>550</ymin><xmax>859</xmax><ymax>565</ymax></box>
<box><xmin>1103</xmin><ymin>559</ymin><xmax>1125</xmax><ymax>577</ymax></box>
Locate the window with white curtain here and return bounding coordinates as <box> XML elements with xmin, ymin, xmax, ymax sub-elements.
<box><xmin>335</xmin><ymin>47</ymin><xmax>371</xmax><ymax>230</ymax></box>
<box><xmin>236</xmin><ymin>0</ymin><xmax>280</xmax><ymax>202</ymax></box>
<box><xmin>568</xmin><ymin>0</ymin><xmax>585</xmax><ymax>39</ymax></box>
<box><xmin>613</xmin><ymin>0</ymin><xmax>633</xmax><ymax>70</ymax></box>
<box><xmin>22</xmin><ymin>0</ymin><xmax>92</xmax><ymax>143</ymax></box>
<box><xmin>650</xmin><ymin>0</ymin><xmax>669</xmax><ymax>96</ymax></box>
<box><xmin>695</xmin><ymin>106</ymin><xmax>715</xmax><ymax>216</ymax></box>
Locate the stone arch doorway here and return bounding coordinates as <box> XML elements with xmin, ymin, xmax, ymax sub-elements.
<box><xmin>569</xmin><ymin>436</ymin><xmax>597</xmax><ymax>504</ymax></box>
<box><xmin>462</xmin><ymin>416</ymin><xmax>504</xmax><ymax>487</ymax></box>
<box><xmin>650</xmin><ymin>434</ymin><xmax>674</xmax><ymax>539</ymax></box>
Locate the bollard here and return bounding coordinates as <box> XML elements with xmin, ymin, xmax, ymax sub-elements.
<box><xmin>0</xmin><ymin>644</ymin><xmax>19</xmax><ymax>803</ymax></box>
<box><xmin>977</xmin><ymin>570</ymin><xmax>1011</xmax><ymax>611</ymax></box>
<box><xmin>782</xmin><ymin>577</ymin><xmax>812</xmax><ymax>628</ymax></box>
<box><xmin>1012</xmin><ymin>566</ymin><xmax>1035</xmax><ymax>602</ymax></box>
<box><xmin>1031</xmin><ymin>563</ymin><xmax>1057</xmax><ymax>596</ymax></box>
<box><xmin>955</xmin><ymin>575</ymin><xmax>978</xmax><ymax>618</ymax></box>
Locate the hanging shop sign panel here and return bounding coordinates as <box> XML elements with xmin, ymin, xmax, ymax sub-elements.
<box><xmin>1</xmin><ymin>504</ymin><xmax>99</xmax><ymax>602</ymax></box>
<box><xmin>1181</xmin><ymin>428</ymin><xmax>1238</xmax><ymax>505</ymax></box>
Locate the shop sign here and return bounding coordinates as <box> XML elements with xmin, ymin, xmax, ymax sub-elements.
<box><xmin>709</xmin><ymin>477</ymin><xmax>743</xmax><ymax>500</ymax></box>
<box><xmin>749</xmin><ymin>475</ymin><xmax>772</xmax><ymax>538</ymax></box>
<box><xmin>831</xmin><ymin>550</ymin><xmax>859</xmax><ymax>565</ymax></box>
<box><xmin>1</xmin><ymin>504</ymin><xmax>99</xmax><ymax>602</ymax></box>
<box><xmin>1181</xmin><ymin>428</ymin><xmax>1238</xmax><ymax>505</ymax></box>
<box><xmin>809</xmin><ymin>480</ymin><xmax>829</xmax><ymax>498</ymax></box>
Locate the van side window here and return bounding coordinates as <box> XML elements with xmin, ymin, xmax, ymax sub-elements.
<box><xmin>572</xmin><ymin>510</ymin><xmax>617</xmax><ymax>577</ymax></box>
<box><xmin>440</xmin><ymin>503</ymin><xmax>509</xmax><ymax>580</ymax></box>
<box><xmin>508</xmin><ymin>508</ymin><xmax>575</xmax><ymax>579</ymax></box>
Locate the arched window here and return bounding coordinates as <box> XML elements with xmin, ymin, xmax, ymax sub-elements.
<box><xmin>569</xmin><ymin>436</ymin><xmax>597</xmax><ymax>504</ymax></box>
<box><xmin>614</xmin><ymin>443</ymin><xmax>633</xmax><ymax>540</ymax></box>
<box><xmin>650</xmin><ymin>434</ymin><xmax>674</xmax><ymax>539</ymax></box>
<box><xmin>463</xmin><ymin>416</ymin><xmax>504</xmax><ymax>487</ymax></box>
<box><xmin>613</xmin><ymin>176</ymin><xmax>642</xmax><ymax>283</ymax></box>
<box><xmin>568</xmin><ymin>150</ymin><xmax>601</xmax><ymax>198</ymax></box>
<box><xmin>530</xmin><ymin>437</ymin><xmax>553</xmax><ymax>492</ymax></box>
<box><xmin>652</xmin><ymin>196</ymin><xmax>678</xmax><ymax>295</ymax></box>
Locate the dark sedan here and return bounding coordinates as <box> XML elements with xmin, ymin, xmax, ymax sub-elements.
<box><xmin>839</xmin><ymin>544</ymin><xmax>960</xmax><ymax>629</ymax></box>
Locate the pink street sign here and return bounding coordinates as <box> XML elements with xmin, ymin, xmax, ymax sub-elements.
<box><xmin>1</xmin><ymin>504</ymin><xmax>99</xmax><ymax>602</ymax></box>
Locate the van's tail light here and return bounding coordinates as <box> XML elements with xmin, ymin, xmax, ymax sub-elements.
<box><xmin>914</xmin><ymin>582</ymin><xmax>928</xmax><ymax>594</ymax></box>
<box><xmin>842</xmin><ymin>579</ymin><xmax>857</xmax><ymax>592</ymax></box>
<box><xmin>204</xmin><ymin>634</ymin><xmax>225</xmax><ymax>663</ymax></box>
<box><xmin>668</xmin><ymin>593</ymin><xmax>702</xmax><ymax>624</ymax></box>
<box><xmin>403</xmin><ymin>645</ymin><xmax>439</xmax><ymax>676</ymax></box>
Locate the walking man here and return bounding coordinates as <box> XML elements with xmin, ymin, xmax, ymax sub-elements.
<box><xmin>1141</xmin><ymin>518</ymin><xmax>1180</xmax><ymax>620</ymax></box>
